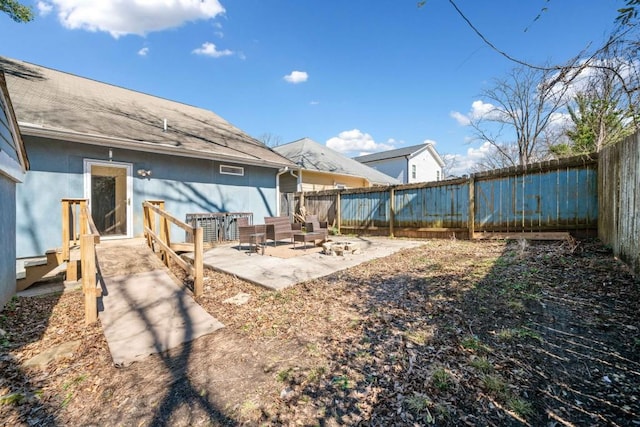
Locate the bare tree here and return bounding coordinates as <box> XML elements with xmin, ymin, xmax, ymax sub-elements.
<box><xmin>258</xmin><ymin>132</ymin><xmax>283</xmax><ymax>148</ymax></box>
<box><xmin>467</xmin><ymin>65</ymin><xmax>573</xmax><ymax>170</ymax></box>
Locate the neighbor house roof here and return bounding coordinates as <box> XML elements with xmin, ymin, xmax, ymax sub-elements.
<box><xmin>354</xmin><ymin>142</ymin><xmax>445</xmax><ymax>167</ymax></box>
<box><xmin>274</xmin><ymin>138</ymin><xmax>399</xmax><ymax>185</ymax></box>
<box><xmin>0</xmin><ymin>57</ymin><xmax>294</xmax><ymax>169</ymax></box>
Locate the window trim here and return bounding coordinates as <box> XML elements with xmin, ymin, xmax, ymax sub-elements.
<box><xmin>219</xmin><ymin>164</ymin><xmax>244</xmax><ymax>176</ymax></box>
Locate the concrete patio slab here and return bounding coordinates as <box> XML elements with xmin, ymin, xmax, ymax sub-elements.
<box><xmin>202</xmin><ymin>236</ymin><xmax>425</xmax><ymax>290</ymax></box>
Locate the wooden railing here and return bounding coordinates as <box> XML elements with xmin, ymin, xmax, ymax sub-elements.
<box><xmin>61</xmin><ymin>198</ymin><xmax>101</xmax><ymax>325</ymax></box>
<box><xmin>142</xmin><ymin>200</ymin><xmax>204</xmax><ymax>297</ymax></box>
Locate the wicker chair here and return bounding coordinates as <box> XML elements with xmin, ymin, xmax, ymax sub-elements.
<box><xmin>304</xmin><ymin>215</ymin><xmax>329</xmax><ymax>239</ymax></box>
<box><xmin>237</xmin><ymin>217</ymin><xmax>264</xmax><ymax>250</ymax></box>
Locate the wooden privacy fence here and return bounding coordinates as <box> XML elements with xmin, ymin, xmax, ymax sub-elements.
<box><xmin>142</xmin><ymin>200</ymin><xmax>204</xmax><ymax>297</ymax></box>
<box><xmin>61</xmin><ymin>198</ymin><xmax>101</xmax><ymax>325</ymax></box>
<box><xmin>598</xmin><ymin>132</ymin><xmax>640</xmax><ymax>274</ymax></box>
<box><xmin>293</xmin><ymin>154</ymin><xmax>598</xmax><ymax>239</ymax></box>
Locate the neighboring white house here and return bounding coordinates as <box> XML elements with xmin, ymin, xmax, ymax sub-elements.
<box><xmin>354</xmin><ymin>143</ymin><xmax>444</xmax><ymax>184</ymax></box>
<box><xmin>0</xmin><ymin>71</ymin><xmax>28</xmax><ymax>309</ymax></box>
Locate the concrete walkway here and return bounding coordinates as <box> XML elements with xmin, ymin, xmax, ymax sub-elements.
<box><xmin>202</xmin><ymin>236</ymin><xmax>425</xmax><ymax>290</ymax></box>
<box><xmin>96</xmin><ymin>240</ymin><xmax>224</xmax><ymax>367</ymax></box>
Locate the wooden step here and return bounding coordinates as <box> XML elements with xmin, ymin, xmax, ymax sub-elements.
<box><xmin>16</xmin><ymin>249</ymin><xmax>64</xmax><ymax>292</ymax></box>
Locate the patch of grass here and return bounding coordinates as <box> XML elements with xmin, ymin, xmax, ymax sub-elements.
<box><xmin>404</xmin><ymin>328</ymin><xmax>432</xmax><ymax>346</ymax></box>
<box><xmin>276</xmin><ymin>368</ymin><xmax>293</xmax><ymax>382</ymax></box>
<box><xmin>331</xmin><ymin>375</ymin><xmax>350</xmax><ymax>390</ymax></box>
<box><xmin>238</xmin><ymin>400</ymin><xmax>261</xmax><ymax>420</ymax></box>
<box><xmin>482</xmin><ymin>374</ymin><xmax>507</xmax><ymax>398</ymax></box>
<box><xmin>306</xmin><ymin>366</ymin><xmax>325</xmax><ymax>383</ymax></box>
<box><xmin>507</xmin><ymin>397</ymin><xmax>534</xmax><ymax>418</ymax></box>
<box><xmin>431</xmin><ymin>368</ymin><xmax>453</xmax><ymax>392</ymax></box>
<box><xmin>0</xmin><ymin>392</ymin><xmax>24</xmax><ymax>405</ymax></box>
<box><xmin>306</xmin><ymin>343</ymin><xmax>321</xmax><ymax>357</ymax></box>
<box><xmin>507</xmin><ymin>300</ymin><xmax>525</xmax><ymax>312</ymax></box>
<box><xmin>405</xmin><ymin>394</ymin><xmax>430</xmax><ymax>410</ymax></box>
<box><xmin>461</xmin><ymin>336</ymin><xmax>490</xmax><ymax>352</ymax></box>
<box><xmin>469</xmin><ymin>356</ymin><xmax>493</xmax><ymax>374</ymax></box>
<box><xmin>405</xmin><ymin>394</ymin><xmax>435</xmax><ymax>423</ymax></box>
<box><xmin>497</xmin><ymin>328</ymin><xmax>542</xmax><ymax>343</ymax></box>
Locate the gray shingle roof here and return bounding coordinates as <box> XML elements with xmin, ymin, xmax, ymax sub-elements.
<box><xmin>0</xmin><ymin>57</ymin><xmax>294</xmax><ymax>168</ymax></box>
<box><xmin>274</xmin><ymin>138</ymin><xmax>399</xmax><ymax>185</ymax></box>
<box><xmin>353</xmin><ymin>142</ymin><xmax>444</xmax><ymax>166</ymax></box>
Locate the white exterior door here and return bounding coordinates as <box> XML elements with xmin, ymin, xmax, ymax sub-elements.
<box><xmin>83</xmin><ymin>159</ymin><xmax>133</xmax><ymax>239</ymax></box>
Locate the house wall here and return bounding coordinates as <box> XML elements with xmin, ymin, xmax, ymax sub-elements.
<box><xmin>360</xmin><ymin>158</ymin><xmax>407</xmax><ymax>184</ymax></box>
<box><xmin>0</xmin><ymin>176</ymin><xmax>16</xmax><ymax>309</ymax></box>
<box><xmin>408</xmin><ymin>150</ymin><xmax>442</xmax><ymax>183</ymax></box>
<box><xmin>299</xmin><ymin>170</ymin><xmax>368</xmax><ymax>192</ymax></box>
<box><xmin>16</xmin><ymin>136</ymin><xmax>279</xmax><ymax>258</ymax></box>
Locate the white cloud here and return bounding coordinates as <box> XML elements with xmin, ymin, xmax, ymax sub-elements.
<box><xmin>326</xmin><ymin>129</ymin><xmax>395</xmax><ymax>155</ymax></box>
<box><xmin>215</xmin><ymin>31</ymin><xmax>224</xmax><ymax>38</ymax></box>
<box><xmin>309</xmin><ymin>101</ymin><xmax>320</xmax><ymax>106</ymax></box>
<box><xmin>41</xmin><ymin>0</ymin><xmax>225</xmax><ymax>38</ymax></box>
<box><xmin>138</xmin><ymin>47</ymin><xmax>149</xmax><ymax>56</ymax></box>
<box><xmin>444</xmin><ymin>142</ymin><xmax>495</xmax><ymax>176</ymax></box>
<box><xmin>283</xmin><ymin>71</ymin><xmax>308</xmax><ymax>84</ymax></box>
<box><xmin>37</xmin><ymin>1</ymin><xmax>53</xmax><ymax>16</ymax></box>
<box><xmin>192</xmin><ymin>42</ymin><xmax>233</xmax><ymax>58</ymax></box>
<box><xmin>451</xmin><ymin>100</ymin><xmax>505</xmax><ymax>126</ymax></box>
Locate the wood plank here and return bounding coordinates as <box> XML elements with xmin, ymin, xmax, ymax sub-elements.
<box><xmin>472</xmin><ymin>232</ymin><xmax>571</xmax><ymax>241</ymax></box>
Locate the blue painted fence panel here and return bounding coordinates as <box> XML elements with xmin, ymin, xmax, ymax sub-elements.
<box><xmin>340</xmin><ymin>191</ymin><xmax>390</xmax><ymax>227</ymax></box>
<box><xmin>394</xmin><ymin>182</ymin><xmax>469</xmax><ymax>228</ymax></box>
<box><xmin>474</xmin><ymin>166</ymin><xmax>597</xmax><ymax>231</ymax></box>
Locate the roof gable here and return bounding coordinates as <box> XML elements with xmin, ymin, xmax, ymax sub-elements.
<box><xmin>0</xmin><ymin>57</ymin><xmax>293</xmax><ymax>169</ymax></box>
<box><xmin>354</xmin><ymin>142</ymin><xmax>444</xmax><ymax>167</ymax></box>
<box><xmin>274</xmin><ymin>138</ymin><xmax>399</xmax><ymax>185</ymax></box>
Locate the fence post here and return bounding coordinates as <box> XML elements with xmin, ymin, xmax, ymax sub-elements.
<box><xmin>468</xmin><ymin>176</ymin><xmax>475</xmax><ymax>239</ymax></box>
<box><xmin>193</xmin><ymin>227</ymin><xmax>204</xmax><ymax>297</ymax></box>
<box><xmin>336</xmin><ymin>191</ymin><xmax>341</xmax><ymax>234</ymax></box>
<box><xmin>389</xmin><ymin>186</ymin><xmax>395</xmax><ymax>237</ymax></box>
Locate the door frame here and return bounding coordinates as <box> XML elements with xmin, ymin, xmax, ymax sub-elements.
<box><xmin>83</xmin><ymin>159</ymin><xmax>133</xmax><ymax>240</ymax></box>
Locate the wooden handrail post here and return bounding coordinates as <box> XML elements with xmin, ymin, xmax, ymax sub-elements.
<box><xmin>61</xmin><ymin>200</ymin><xmax>70</xmax><ymax>261</ymax></box>
<box><xmin>193</xmin><ymin>227</ymin><xmax>204</xmax><ymax>297</ymax></box>
<box><xmin>81</xmin><ymin>234</ymin><xmax>98</xmax><ymax>325</ymax></box>
<box><xmin>79</xmin><ymin>200</ymin><xmax>88</xmax><ymax>236</ymax></box>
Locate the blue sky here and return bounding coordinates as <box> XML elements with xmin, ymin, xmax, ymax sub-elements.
<box><xmin>0</xmin><ymin>1</ymin><xmax>620</xmax><ymax>173</ymax></box>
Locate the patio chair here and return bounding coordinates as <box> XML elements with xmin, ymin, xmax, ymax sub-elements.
<box><xmin>237</xmin><ymin>217</ymin><xmax>265</xmax><ymax>252</ymax></box>
<box><xmin>304</xmin><ymin>215</ymin><xmax>329</xmax><ymax>239</ymax></box>
<box><xmin>264</xmin><ymin>216</ymin><xmax>302</xmax><ymax>246</ymax></box>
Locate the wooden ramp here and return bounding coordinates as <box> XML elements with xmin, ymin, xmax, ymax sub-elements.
<box><xmin>96</xmin><ymin>239</ymin><xmax>223</xmax><ymax>367</ymax></box>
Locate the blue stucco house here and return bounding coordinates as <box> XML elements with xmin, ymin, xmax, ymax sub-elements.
<box><xmin>0</xmin><ymin>57</ymin><xmax>294</xmax><ymax>259</ymax></box>
<box><xmin>0</xmin><ymin>70</ymin><xmax>29</xmax><ymax>308</ymax></box>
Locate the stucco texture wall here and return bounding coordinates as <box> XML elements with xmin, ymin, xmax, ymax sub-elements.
<box><xmin>16</xmin><ymin>136</ymin><xmax>279</xmax><ymax>258</ymax></box>
<box><xmin>0</xmin><ymin>175</ymin><xmax>16</xmax><ymax>309</ymax></box>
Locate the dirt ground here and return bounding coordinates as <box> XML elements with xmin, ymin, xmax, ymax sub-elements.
<box><xmin>1</xmin><ymin>238</ymin><xmax>639</xmax><ymax>426</ymax></box>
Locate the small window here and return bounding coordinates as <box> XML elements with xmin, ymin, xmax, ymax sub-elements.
<box><xmin>335</xmin><ymin>183</ymin><xmax>346</xmax><ymax>189</ymax></box>
<box><xmin>411</xmin><ymin>164</ymin><xmax>416</xmax><ymax>179</ymax></box>
<box><xmin>436</xmin><ymin>170</ymin><xmax>441</xmax><ymax>181</ymax></box>
<box><xmin>220</xmin><ymin>164</ymin><xmax>244</xmax><ymax>176</ymax></box>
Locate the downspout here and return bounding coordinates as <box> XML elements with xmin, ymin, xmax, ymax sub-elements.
<box><xmin>406</xmin><ymin>155</ymin><xmax>410</xmax><ymax>184</ymax></box>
